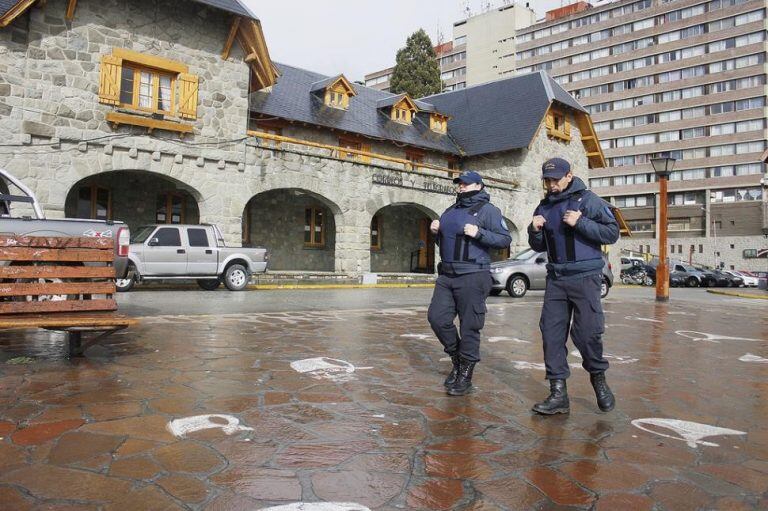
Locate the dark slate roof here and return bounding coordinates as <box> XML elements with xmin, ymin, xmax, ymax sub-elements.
<box><xmin>250</xmin><ymin>63</ymin><xmax>462</xmax><ymax>155</ymax></box>
<box><xmin>0</xmin><ymin>0</ymin><xmax>19</xmax><ymax>18</ymax></box>
<box><xmin>192</xmin><ymin>0</ymin><xmax>256</xmax><ymax>19</ymax></box>
<box><xmin>422</xmin><ymin>71</ymin><xmax>586</xmax><ymax>157</ymax></box>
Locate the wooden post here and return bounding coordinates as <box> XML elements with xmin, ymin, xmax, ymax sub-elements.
<box><xmin>656</xmin><ymin>174</ymin><xmax>670</xmax><ymax>302</ymax></box>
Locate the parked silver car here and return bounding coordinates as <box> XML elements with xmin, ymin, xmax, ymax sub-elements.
<box><xmin>490</xmin><ymin>249</ymin><xmax>613</xmax><ymax>298</ymax></box>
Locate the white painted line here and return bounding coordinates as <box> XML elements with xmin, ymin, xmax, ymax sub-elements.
<box><xmin>488</xmin><ymin>336</ymin><xmax>531</xmax><ymax>344</ymax></box>
<box><xmin>739</xmin><ymin>353</ymin><xmax>768</xmax><ymax>363</ymax></box>
<box><xmin>259</xmin><ymin>504</ymin><xmax>372</xmax><ymax>511</ymax></box>
<box><xmin>675</xmin><ymin>331</ymin><xmax>765</xmax><ymax>343</ymax></box>
<box><xmin>625</xmin><ymin>316</ymin><xmax>662</xmax><ymax>323</ymax></box>
<box><xmin>400</xmin><ymin>333</ymin><xmax>431</xmax><ymax>340</ymax></box>
<box><xmin>631</xmin><ymin>418</ymin><xmax>746</xmax><ymax>448</ymax></box>
<box><xmin>570</xmin><ymin>350</ymin><xmax>638</xmax><ymax>364</ymax></box>
<box><xmin>167</xmin><ymin>414</ymin><xmax>253</xmax><ymax>438</ymax></box>
<box><xmin>290</xmin><ymin>357</ymin><xmax>357</xmax><ymax>382</ymax></box>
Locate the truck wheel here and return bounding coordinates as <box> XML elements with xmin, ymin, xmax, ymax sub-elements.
<box><xmin>686</xmin><ymin>277</ymin><xmax>698</xmax><ymax>288</ymax></box>
<box><xmin>601</xmin><ymin>278</ymin><xmax>610</xmax><ymax>298</ymax></box>
<box><xmin>506</xmin><ymin>275</ymin><xmax>528</xmax><ymax>298</ymax></box>
<box><xmin>224</xmin><ymin>264</ymin><xmax>249</xmax><ymax>291</ymax></box>
<box><xmin>115</xmin><ymin>275</ymin><xmax>135</xmax><ymax>292</ymax></box>
<box><xmin>197</xmin><ymin>279</ymin><xmax>221</xmax><ymax>291</ymax></box>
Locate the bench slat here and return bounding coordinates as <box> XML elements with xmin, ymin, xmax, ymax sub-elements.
<box><xmin>0</xmin><ymin>266</ymin><xmax>116</xmax><ymax>279</ymax></box>
<box><xmin>0</xmin><ymin>299</ymin><xmax>117</xmax><ymax>315</ymax></box>
<box><xmin>0</xmin><ymin>282</ymin><xmax>115</xmax><ymax>297</ymax></box>
<box><xmin>0</xmin><ymin>236</ymin><xmax>114</xmax><ymax>249</ymax></box>
<box><xmin>0</xmin><ymin>312</ymin><xmax>137</xmax><ymax>329</ymax></box>
<box><xmin>0</xmin><ymin>247</ymin><xmax>113</xmax><ymax>262</ymax></box>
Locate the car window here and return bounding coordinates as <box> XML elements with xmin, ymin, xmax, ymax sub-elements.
<box><xmin>187</xmin><ymin>228</ymin><xmax>209</xmax><ymax>247</ymax></box>
<box><xmin>131</xmin><ymin>226</ymin><xmax>155</xmax><ymax>243</ymax></box>
<box><xmin>674</xmin><ymin>265</ymin><xmax>685</xmax><ymax>271</ymax></box>
<box><xmin>152</xmin><ymin>227</ymin><xmax>181</xmax><ymax>247</ymax></box>
<box><xmin>621</xmin><ymin>258</ymin><xmax>628</xmax><ymax>264</ymax></box>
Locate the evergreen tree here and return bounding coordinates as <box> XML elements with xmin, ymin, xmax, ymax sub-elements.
<box><xmin>389</xmin><ymin>29</ymin><xmax>442</xmax><ymax>98</ymax></box>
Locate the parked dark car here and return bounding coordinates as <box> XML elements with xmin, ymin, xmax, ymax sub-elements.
<box><xmin>695</xmin><ymin>267</ymin><xmax>730</xmax><ymax>287</ymax></box>
<box><xmin>712</xmin><ymin>270</ymin><xmax>743</xmax><ymax>287</ymax></box>
<box><xmin>669</xmin><ymin>271</ymin><xmax>687</xmax><ymax>287</ymax></box>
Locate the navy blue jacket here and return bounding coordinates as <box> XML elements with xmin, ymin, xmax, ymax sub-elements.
<box><xmin>528</xmin><ymin>177</ymin><xmax>619</xmax><ymax>279</ymax></box>
<box><xmin>438</xmin><ymin>190</ymin><xmax>512</xmax><ymax>274</ymax></box>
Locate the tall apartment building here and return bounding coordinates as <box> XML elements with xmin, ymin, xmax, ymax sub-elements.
<box><xmin>516</xmin><ymin>0</ymin><xmax>768</xmax><ymax>271</ymax></box>
<box><xmin>364</xmin><ymin>2</ymin><xmax>536</xmax><ymax>92</ymax></box>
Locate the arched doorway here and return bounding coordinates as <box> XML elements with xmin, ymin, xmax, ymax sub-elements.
<box><xmin>370</xmin><ymin>204</ymin><xmax>437</xmax><ymax>273</ymax></box>
<box><xmin>65</xmin><ymin>170</ymin><xmax>201</xmax><ymax>230</ymax></box>
<box><xmin>243</xmin><ymin>189</ymin><xmax>339</xmax><ymax>271</ymax></box>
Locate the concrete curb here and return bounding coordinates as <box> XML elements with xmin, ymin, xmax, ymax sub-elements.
<box><xmin>706</xmin><ymin>289</ymin><xmax>768</xmax><ymax>300</ymax></box>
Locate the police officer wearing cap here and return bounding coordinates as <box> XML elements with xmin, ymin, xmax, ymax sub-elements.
<box><xmin>428</xmin><ymin>171</ymin><xmax>512</xmax><ymax>396</ymax></box>
<box><xmin>528</xmin><ymin>158</ymin><xmax>619</xmax><ymax>414</ymax></box>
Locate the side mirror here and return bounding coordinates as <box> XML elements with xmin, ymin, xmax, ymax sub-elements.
<box><xmin>148</xmin><ymin>238</ymin><xmax>159</xmax><ymax>246</ymax></box>
<box><xmin>535</xmin><ymin>256</ymin><xmax>546</xmax><ymax>264</ymax></box>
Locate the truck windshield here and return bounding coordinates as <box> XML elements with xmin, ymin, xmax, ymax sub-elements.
<box><xmin>131</xmin><ymin>226</ymin><xmax>155</xmax><ymax>243</ymax></box>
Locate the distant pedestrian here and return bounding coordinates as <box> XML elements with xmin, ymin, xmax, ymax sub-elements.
<box><xmin>528</xmin><ymin>158</ymin><xmax>619</xmax><ymax>414</ymax></box>
<box><xmin>428</xmin><ymin>171</ymin><xmax>511</xmax><ymax>396</ymax></box>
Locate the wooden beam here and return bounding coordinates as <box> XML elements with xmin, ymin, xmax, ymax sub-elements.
<box><xmin>106</xmin><ymin>112</ymin><xmax>193</xmax><ymax>134</ymax></box>
<box><xmin>65</xmin><ymin>0</ymin><xmax>76</xmax><ymax>20</ymax></box>
<box><xmin>0</xmin><ymin>247</ymin><xmax>113</xmax><ymax>262</ymax></box>
<box><xmin>0</xmin><ymin>265</ymin><xmax>115</xmax><ymax>279</ymax></box>
<box><xmin>112</xmin><ymin>48</ymin><xmax>188</xmax><ymax>74</ymax></box>
<box><xmin>0</xmin><ymin>299</ymin><xmax>117</xmax><ymax>315</ymax></box>
<box><xmin>0</xmin><ymin>0</ymin><xmax>37</xmax><ymax>28</ymax></box>
<box><xmin>221</xmin><ymin>16</ymin><xmax>241</xmax><ymax>60</ymax></box>
<box><xmin>246</xmin><ymin>129</ymin><xmax>520</xmax><ymax>188</ymax></box>
<box><xmin>0</xmin><ymin>282</ymin><xmax>115</xmax><ymax>297</ymax></box>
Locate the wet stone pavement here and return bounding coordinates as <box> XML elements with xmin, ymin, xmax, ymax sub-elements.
<box><xmin>0</xmin><ymin>291</ymin><xmax>766</xmax><ymax>510</ymax></box>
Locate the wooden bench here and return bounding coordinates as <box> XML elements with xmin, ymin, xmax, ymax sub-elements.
<box><xmin>0</xmin><ymin>235</ymin><xmax>138</xmax><ymax>356</ymax></box>
<box><xmin>0</xmin><ymin>313</ymin><xmax>138</xmax><ymax>356</ymax></box>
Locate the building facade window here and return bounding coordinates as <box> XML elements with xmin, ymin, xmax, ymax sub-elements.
<box><xmin>156</xmin><ymin>192</ymin><xmax>187</xmax><ymax>224</ymax></box>
<box><xmin>304</xmin><ymin>207</ymin><xmax>325</xmax><ymax>247</ymax></box>
<box><xmin>76</xmin><ymin>185</ymin><xmax>111</xmax><ymax>220</ymax></box>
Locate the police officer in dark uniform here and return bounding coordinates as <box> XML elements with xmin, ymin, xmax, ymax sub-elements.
<box><xmin>428</xmin><ymin>171</ymin><xmax>512</xmax><ymax>396</ymax></box>
<box><xmin>528</xmin><ymin>158</ymin><xmax>619</xmax><ymax>414</ymax></box>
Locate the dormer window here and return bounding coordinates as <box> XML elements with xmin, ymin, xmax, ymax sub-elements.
<box><xmin>311</xmin><ymin>74</ymin><xmax>357</xmax><ymax>110</ymax></box>
<box><xmin>430</xmin><ymin>114</ymin><xmax>449</xmax><ymax>134</ymax></box>
<box><xmin>393</xmin><ymin>106</ymin><xmax>412</xmax><ymax>124</ymax></box>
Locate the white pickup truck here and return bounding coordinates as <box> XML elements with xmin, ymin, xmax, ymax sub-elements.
<box><xmin>118</xmin><ymin>224</ymin><xmax>268</xmax><ymax>292</ymax></box>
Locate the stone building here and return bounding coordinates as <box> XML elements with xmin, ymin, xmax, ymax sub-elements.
<box><xmin>0</xmin><ymin>0</ymin><xmax>606</xmax><ymax>276</ymax></box>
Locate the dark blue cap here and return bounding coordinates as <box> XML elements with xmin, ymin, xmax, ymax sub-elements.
<box><xmin>453</xmin><ymin>170</ymin><xmax>483</xmax><ymax>185</ymax></box>
<box><xmin>542</xmin><ymin>158</ymin><xmax>571</xmax><ymax>179</ymax></box>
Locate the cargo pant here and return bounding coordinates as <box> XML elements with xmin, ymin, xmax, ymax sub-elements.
<box><xmin>540</xmin><ymin>273</ymin><xmax>609</xmax><ymax>379</ymax></box>
<box><xmin>427</xmin><ymin>271</ymin><xmax>492</xmax><ymax>362</ymax></box>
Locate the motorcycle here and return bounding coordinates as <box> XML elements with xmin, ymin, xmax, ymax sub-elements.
<box><xmin>621</xmin><ymin>265</ymin><xmax>651</xmax><ymax>286</ymax></box>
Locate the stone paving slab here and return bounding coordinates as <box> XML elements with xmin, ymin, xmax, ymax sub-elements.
<box><xmin>0</xmin><ymin>294</ymin><xmax>766</xmax><ymax>510</ymax></box>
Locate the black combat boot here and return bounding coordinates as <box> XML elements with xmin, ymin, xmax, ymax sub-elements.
<box><xmin>443</xmin><ymin>353</ymin><xmax>461</xmax><ymax>388</ymax></box>
<box><xmin>532</xmin><ymin>379</ymin><xmax>570</xmax><ymax>415</ymax></box>
<box><xmin>447</xmin><ymin>358</ymin><xmax>476</xmax><ymax>396</ymax></box>
<box><xmin>590</xmin><ymin>372</ymin><xmax>615</xmax><ymax>412</ymax></box>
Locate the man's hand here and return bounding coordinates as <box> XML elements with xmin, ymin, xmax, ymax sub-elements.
<box><xmin>563</xmin><ymin>209</ymin><xmax>582</xmax><ymax>227</ymax></box>
<box><xmin>464</xmin><ymin>224</ymin><xmax>479</xmax><ymax>238</ymax></box>
<box><xmin>430</xmin><ymin>219</ymin><xmax>440</xmax><ymax>234</ymax></box>
<box><xmin>531</xmin><ymin>215</ymin><xmax>547</xmax><ymax>232</ymax></box>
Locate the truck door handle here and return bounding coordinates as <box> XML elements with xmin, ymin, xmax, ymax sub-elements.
<box><xmin>205</xmin><ymin>249</ymin><xmax>213</xmax><ymax>254</ymax></box>
<box><xmin>177</xmin><ymin>249</ymin><xmax>186</xmax><ymax>254</ymax></box>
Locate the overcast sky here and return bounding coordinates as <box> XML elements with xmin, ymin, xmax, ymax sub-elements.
<box><xmin>244</xmin><ymin>1</ymin><xmax>571</xmax><ymax>81</ymax></box>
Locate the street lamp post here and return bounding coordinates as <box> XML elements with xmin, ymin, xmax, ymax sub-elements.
<box><xmin>651</xmin><ymin>157</ymin><xmax>676</xmax><ymax>302</ymax></box>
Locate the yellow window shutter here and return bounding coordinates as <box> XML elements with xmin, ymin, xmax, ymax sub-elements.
<box><xmin>98</xmin><ymin>55</ymin><xmax>122</xmax><ymax>105</ymax></box>
<box><xmin>178</xmin><ymin>73</ymin><xmax>199</xmax><ymax>120</ymax></box>
<box><xmin>360</xmin><ymin>143</ymin><xmax>371</xmax><ymax>164</ymax></box>
<box><xmin>564</xmin><ymin>118</ymin><xmax>571</xmax><ymax>137</ymax></box>
<box><xmin>544</xmin><ymin>112</ymin><xmax>554</xmax><ymax>131</ymax></box>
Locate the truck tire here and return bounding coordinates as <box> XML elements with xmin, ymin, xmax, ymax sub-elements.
<box><xmin>115</xmin><ymin>275</ymin><xmax>135</xmax><ymax>292</ymax></box>
<box><xmin>489</xmin><ymin>288</ymin><xmax>502</xmax><ymax>296</ymax></box>
<box><xmin>197</xmin><ymin>279</ymin><xmax>221</xmax><ymax>291</ymax></box>
<box><xmin>224</xmin><ymin>264</ymin><xmax>249</xmax><ymax>291</ymax></box>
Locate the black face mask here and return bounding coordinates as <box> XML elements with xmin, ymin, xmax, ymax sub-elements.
<box><xmin>457</xmin><ymin>189</ymin><xmax>482</xmax><ymax>201</ymax></box>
